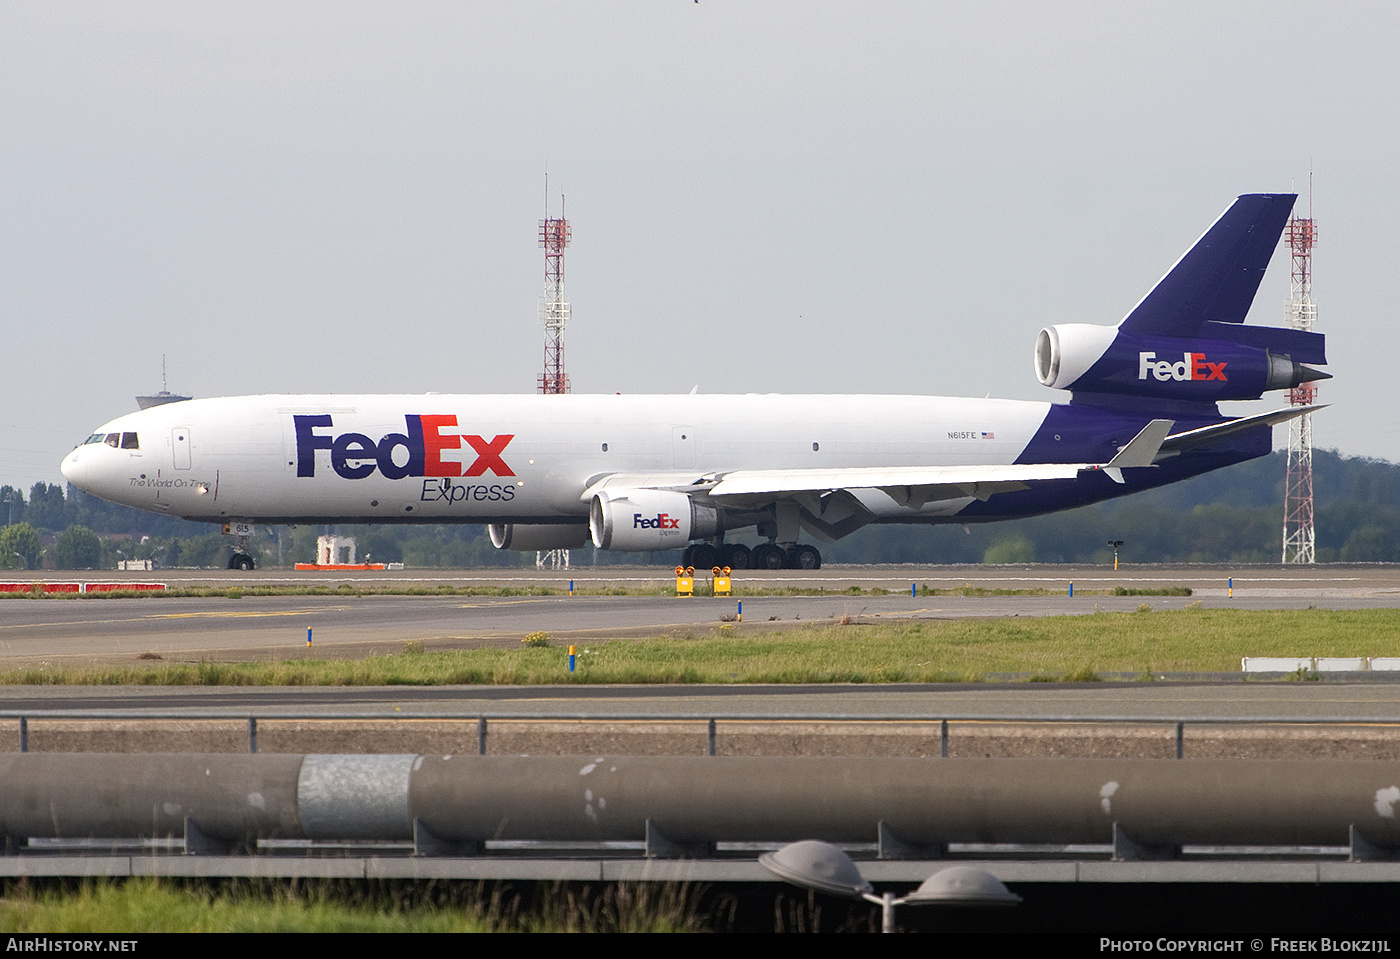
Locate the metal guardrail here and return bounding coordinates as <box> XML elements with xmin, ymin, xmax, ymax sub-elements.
<box><xmin>4</xmin><ymin>711</ymin><xmax>1398</xmax><ymax>758</ymax></box>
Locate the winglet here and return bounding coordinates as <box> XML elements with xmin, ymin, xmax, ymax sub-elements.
<box><xmin>1101</xmin><ymin>418</ymin><xmax>1174</xmax><ymax>484</ymax></box>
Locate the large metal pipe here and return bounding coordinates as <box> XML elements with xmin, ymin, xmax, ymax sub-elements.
<box><xmin>408</xmin><ymin>756</ymin><xmax>1400</xmax><ymax>848</ymax></box>
<box><xmin>2</xmin><ymin>754</ymin><xmax>1399</xmax><ymax>850</ymax></box>
<box><xmin>0</xmin><ymin>753</ymin><xmax>305</xmax><ymax>841</ymax></box>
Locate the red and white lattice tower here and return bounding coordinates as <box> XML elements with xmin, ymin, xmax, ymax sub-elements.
<box><xmin>1282</xmin><ymin>202</ymin><xmax>1318</xmax><ymax>564</ymax></box>
<box><xmin>538</xmin><ymin>198</ymin><xmax>571</xmax><ymax>395</ymax></box>
<box><xmin>536</xmin><ymin>197</ymin><xmax>572</xmax><ymax>569</ymax></box>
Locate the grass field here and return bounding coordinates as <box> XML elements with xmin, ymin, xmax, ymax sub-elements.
<box><xmin>6</xmin><ymin>607</ymin><xmax>1397</xmax><ymax>685</ymax></box>
<box><xmin>0</xmin><ymin>879</ymin><xmax>710</xmax><ymax>933</ymax></box>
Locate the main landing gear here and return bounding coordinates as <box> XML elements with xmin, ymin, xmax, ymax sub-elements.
<box><xmin>227</xmin><ymin>552</ymin><xmax>255</xmax><ymax>571</ymax></box>
<box><xmin>685</xmin><ymin>542</ymin><xmax>821</xmax><ymax>571</ymax></box>
<box><xmin>681</xmin><ymin>542</ymin><xmax>754</xmax><ymax>570</ymax></box>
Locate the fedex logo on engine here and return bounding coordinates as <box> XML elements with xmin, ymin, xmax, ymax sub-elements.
<box><xmin>1138</xmin><ymin>352</ymin><xmax>1228</xmax><ymax>383</ymax></box>
<box><xmin>294</xmin><ymin>414</ymin><xmax>515</xmax><ymax>480</ymax></box>
<box><xmin>634</xmin><ymin>512</ymin><xmax>681</xmax><ymax>530</ymax></box>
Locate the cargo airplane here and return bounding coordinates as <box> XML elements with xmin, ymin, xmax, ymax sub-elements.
<box><xmin>62</xmin><ymin>193</ymin><xmax>1326</xmax><ymax>570</ymax></box>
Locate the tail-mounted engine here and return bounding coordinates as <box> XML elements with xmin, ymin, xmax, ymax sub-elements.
<box><xmin>1035</xmin><ymin>322</ymin><xmax>1327</xmax><ymax>403</ymax></box>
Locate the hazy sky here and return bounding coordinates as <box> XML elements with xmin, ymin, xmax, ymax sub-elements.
<box><xmin>2</xmin><ymin>2</ymin><xmax>1394</xmax><ymax>491</ymax></box>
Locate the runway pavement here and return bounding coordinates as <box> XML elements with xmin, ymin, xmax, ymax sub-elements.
<box><xmin>3</xmin><ymin>563</ymin><xmax>1400</xmax><ymax>665</ymax></box>
<box><xmin>15</xmin><ymin>561</ymin><xmax>1400</xmax><ymax>595</ymax></box>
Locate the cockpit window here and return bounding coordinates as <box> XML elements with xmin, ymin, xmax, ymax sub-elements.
<box><xmin>84</xmin><ymin>434</ymin><xmax>105</xmax><ymax>445</ymax></box>
<box><xmin>121</xmin><ymin>432</ymin><xmax>139</xmax><ymax>450</ymax></box>
<box><xmin>104</xmin><ymin>433</ymin><xmax>120</xmax><ymax>448</ymax></box>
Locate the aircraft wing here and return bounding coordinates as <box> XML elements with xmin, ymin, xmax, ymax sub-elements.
<box><xmin>581</xmin><ymin>472</ymin><xmax>724</xmax><ymax>498</ymax></box>
<box><xmin>707</xmin><ymin>463</ymin><xmax>1083</xmax><ymax>509</ymax></box>
<box><xmin>693</xmin><ymin>410</ymin><xmax>1322</xmax><ymax>504</ymax></box>
<box><xmin>576</xmin><ymin>419</ymin><xmax>1175</xmax><ymax>513</ymax></box>
<box><xmin>708</xmin><ymin>418</ymin><xmax>1173</xmax><ymax>503</ymax></box>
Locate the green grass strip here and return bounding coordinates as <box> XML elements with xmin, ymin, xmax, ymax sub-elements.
<box><xmin>7</xmin><ymin>608</ymin><xmax>1397</xmax><ymax>686</ymax></box>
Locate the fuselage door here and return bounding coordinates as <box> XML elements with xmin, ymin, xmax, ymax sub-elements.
<box><xmin>672</xmin><ymin>426</ymin><xmax>698</xmax><ymax>470</ymax></box>
<box><xmin>172</xmin><ymin>428</ymin><xmax>192</xmax><ymax>470</ymax></box>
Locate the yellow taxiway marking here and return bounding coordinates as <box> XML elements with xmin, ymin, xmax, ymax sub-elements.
<box><xmin>454</xmin><ymin>600</ymin><xmax>540</xmax><ymax>609</ymax></box>
<box><xmin>0</xmin><ymin>606</ymin><xmax>347</xmax><ymax>630</ymax></box>
<box><xmin>148</xmin><ymin>608</ymin><xmax>338</xmax><ymax>620</ymax></box>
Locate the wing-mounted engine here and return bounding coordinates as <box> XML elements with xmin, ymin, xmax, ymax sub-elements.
<box><xmin>589</xmin><ymin>489</ymin><xmax>722</xmax><ymax>551</ymax></box>
<box><xmin>488</xmin><ymin>523</ymin><xmax>589</xmax><ymax>551</ymax></box>
<box><xmin>1035</xmin><ymin>323</ymin><xmax>1328</xmax><ymax>403</ymax></box>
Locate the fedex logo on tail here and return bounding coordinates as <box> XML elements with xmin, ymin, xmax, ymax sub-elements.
<box><xmin>1138</xmin><ymin>352</ymin><xmax>1228</xmax><ymax>383</ymax></box>
<box><xmin>295</xmin><ymin>414</ymin><xmax>514</xmax><ymax>480</ymax></box>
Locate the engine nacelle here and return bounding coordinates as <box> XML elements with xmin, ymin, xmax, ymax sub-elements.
<box><xmin>488</xmin><ymin>523</ymin><xmax>589</xmax><ymax>551</ymax></box>
<box><xmin>1035</xmin><ymin>323</ymin><xmax>1326</xmax><ymax>402</ymax></box>
<box><xmin>589</xmin><ymin>490</ymin><xmax>720</xmax><ymax>551</ymax></box>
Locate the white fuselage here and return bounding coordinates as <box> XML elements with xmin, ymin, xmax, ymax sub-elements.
<box><xmin>62</xmin><ymin>393</ymin><xmax>1056</xmax><ymax>525</ymax></box>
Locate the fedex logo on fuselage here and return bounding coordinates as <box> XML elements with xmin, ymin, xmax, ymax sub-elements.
<box><xmin>634</xmin><ymin>512</ymin><xmax>681</xmax><ymax>530</ymax></box>
<box><xmin>294</xmin><ymin>414</ymin><xmax>515</xmax><ymax>480</ymax></box>
<box><xmin>1138</xmin><ymin>352</ymin><xmax>1228</xmax><ymax>382</ymax></box>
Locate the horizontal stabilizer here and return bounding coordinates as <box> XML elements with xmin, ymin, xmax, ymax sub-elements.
<box><xmin>1161</xmin><ymin>405</ymin><xmax>1326</xmax><ymax>454</ymax></box>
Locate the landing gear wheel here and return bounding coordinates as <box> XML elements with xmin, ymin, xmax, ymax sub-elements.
<box><xmin>751</xmin><ymin>543</ymin><xmax>787</xmax><ymax>571</ymax></box>
<box><xmin>787</xmin><ymin>544</ymin><xmax>821</xmax><ymax>570</ymax></box>
<box><xmin>228</xmin><ymin>553</ymin><xmax>255</xmax><ymax>571</ymax></box>
<box><xmin>688</xmin><ymin>543</ymin><xmax>719</xmax><ymax>570</ymax></box>
<box><xmin>721</xmin><ymin>543</ymin><xmax>751</xmax><ymax>569</ymax></box>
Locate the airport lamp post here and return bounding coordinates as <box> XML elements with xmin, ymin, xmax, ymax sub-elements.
<box><xmin>1108</xmin><ymin>540</ymin><xmax>1124</xmax><ymax>571</ymax></box>
<box><xmin>759</xmin><ymin>840</ymin><xmax>1020</xmax><ymax>933</ymax></box>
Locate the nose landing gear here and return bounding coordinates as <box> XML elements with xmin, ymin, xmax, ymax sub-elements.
<box><xmin>225</xmin><ymin>523</ymin><xmax>256</xmax><ymax>571</ymax></box>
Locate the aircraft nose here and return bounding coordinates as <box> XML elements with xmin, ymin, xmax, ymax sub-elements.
<box><xmin>60</xmin><ymin>446</ymin><xmax>87</xmax><ymax>490</ymax></box>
